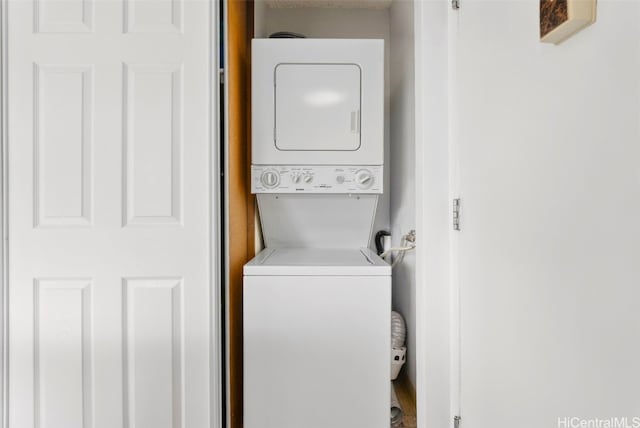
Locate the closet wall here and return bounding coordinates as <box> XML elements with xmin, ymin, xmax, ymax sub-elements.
<box><xmin>389</xmin><ymin>0</ymin><xmax>417</xmax><ymax>386</ymax></box>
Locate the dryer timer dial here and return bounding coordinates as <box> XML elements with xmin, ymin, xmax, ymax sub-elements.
<box><xmin>260</xmin><ymin>170</ymin><xmax>280</xmax><ymax>188</ymax></box>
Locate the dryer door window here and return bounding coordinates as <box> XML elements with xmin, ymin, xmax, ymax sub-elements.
<box><xmin>275</xmin><ymin>63</ymin><xmax>361</xmax><ymax>151</ymax></box>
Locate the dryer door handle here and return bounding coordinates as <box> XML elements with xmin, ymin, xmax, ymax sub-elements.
<box><xmin>350</xmin><ymin>110</ymin><xmax>361</xmax><ymax>134</ymax></box>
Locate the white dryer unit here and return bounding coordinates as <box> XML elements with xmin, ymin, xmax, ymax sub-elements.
<box><xmin>252</xmin><ymin>38</ymin><xmax>384</xmax><ymax>186</ymax></box>
<box><xmin>244</xmin><ymin>248</ymin><xmax>391</xmax><ymax>428</ymax></box>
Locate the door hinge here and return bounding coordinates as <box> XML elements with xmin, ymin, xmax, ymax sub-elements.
<box><xmin>454</xmin><ymin>415</ymin><xmax>462</xmax><ymax>428</ymax></box>
<box><xmin>452</xmin><ymin>0</ymin><xmax>460</xmax><ymax>10</ymax></box>
<box><xmin>219</xmin><ymin>68</ymin><xmax>225</xmax><ymax>84</ymax></box>
<box><xmin>453</xmin><ymin>198</ymin><xmax>461</xmax><ymax>231</ymax></box>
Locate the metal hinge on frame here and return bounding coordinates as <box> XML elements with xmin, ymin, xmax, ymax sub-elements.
<box><xmin>452</xmin><ymin>0</ymin><xmax>460</xmax><ymax>10</ymax></box>
<box><xmin>453</xmin><ymin>198</ymin><xmax>461</xmax><ymax>231</ymax></box>
<box><xmin>454</xmin><ymin>415</ymin><xmax>462</xmax><ymax>428</ymax></box>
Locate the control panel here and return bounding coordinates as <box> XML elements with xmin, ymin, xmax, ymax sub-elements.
<box><xmin>251</xmin><ymin>165</ymin><xmax>383</xmax><ymax>194</ymax></box>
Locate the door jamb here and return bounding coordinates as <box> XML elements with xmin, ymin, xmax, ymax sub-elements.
<box><xmin>210</xmin><ymin>0</ymin><xmax>223</xmax><ymax>427</ymax></box>
<box><xmin>1</xmin><ymin>0</ymin><xmax>8</xmax><ymax>423</ymax></box>
<box><xmin>414</xmin><ymin>1</ymin><xmax>455</xmax><ymax>427</ymax></box>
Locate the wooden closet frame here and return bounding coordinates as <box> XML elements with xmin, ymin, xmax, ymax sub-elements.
<box><xmin>225</xmin><ymin>1</ymin><xmax>255</xmax><ymax>427</ymax></box>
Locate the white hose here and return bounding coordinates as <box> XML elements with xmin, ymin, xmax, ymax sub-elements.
<box><xmin>381</xmin><ymin>231</ymin><xmax>416</xmax><ymax>268</ymax></box>
<box><xmin>380</xmin><ymin>244</ymin><xmax>415</xmax><ymax>260</ymax></box>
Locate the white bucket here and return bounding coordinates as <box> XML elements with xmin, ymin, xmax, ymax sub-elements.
<box><xmin>390</xmin><ymin>346</ymin><xmax>406</xmax><ymax>380</ymax></box>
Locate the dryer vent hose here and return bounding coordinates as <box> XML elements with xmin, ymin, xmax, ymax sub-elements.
<box><xmin>390</xmin><ymin>381</ymin><xmax>404</xmax><ymax>427</ymax></box>
<box><xmin>391</xmin><ymin>311</ymin><xmax>406</xmax><ymax>349</ymax></box>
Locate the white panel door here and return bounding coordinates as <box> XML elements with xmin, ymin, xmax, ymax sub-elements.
<box><xmin>4</xmin><ymin>0</ymin><xmax>219</xmax><ymax>427</ymax></box>
<box><xmin>454</xmin><ymin>2</ymin><xmax>640</xmax><ymax>427</ymax></box>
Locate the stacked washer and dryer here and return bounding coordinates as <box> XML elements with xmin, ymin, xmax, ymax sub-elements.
<box><xmin>243</xmin><ymin>39</ymin><xmax>390</xmax><ymax>428</ymax></box>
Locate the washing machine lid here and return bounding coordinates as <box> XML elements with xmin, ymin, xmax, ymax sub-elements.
<box><xmin>257</xmin><ymin>194</ymin><xmax>379</xmax><ymax>249</ymax></box>
<box><xmin>243</xmin><ymin>248</ymin><xmax>390</xmax><ymax>276</ymax></box>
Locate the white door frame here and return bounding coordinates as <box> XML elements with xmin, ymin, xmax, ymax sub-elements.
<box><xmin>1</xmin><ymin>0</ymin><xmax>8</xmax><ymax>423</ymax></box>
<box><xmin>414</xmin><ymin>1</ymin><xmax>456</xmax><ymax>427</ymax></box>
<box><xmin>208</xmin><ymin>1</ymin><xmax>223</xmax><ymax>426</ymax></box>
<box><xmin>0</xmin><ymin>1</ymin><xmax>223</xmax><ymax>426</ymax></box>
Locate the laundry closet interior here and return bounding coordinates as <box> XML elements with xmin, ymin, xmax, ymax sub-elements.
<box><xmin>225</xmin><ymin>1</ymin><xmax>420</xmax><ymax>427</ymax></box>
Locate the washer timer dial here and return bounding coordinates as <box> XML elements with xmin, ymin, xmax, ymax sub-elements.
<box><xmin>355</xmin><ymin>169</ymin><xmax>374</xmax><ymax>189</ymax></box>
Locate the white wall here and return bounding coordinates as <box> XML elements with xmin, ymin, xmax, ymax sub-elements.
<box><xmin>256</xmin><ymin>6</ymin><xmax>392</xmax><ymax>237</ymax></box>
<box><xmin>389</xmin><ymin>0</ymin><xmax>417</xmax><ymax>386</ymax></box>
<box><xmin>453</xmin><ymin>0</ymin><xmax>640</xmax><ymax>426</ymax></box>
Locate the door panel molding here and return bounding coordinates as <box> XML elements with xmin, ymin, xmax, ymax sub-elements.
<box><xmin>34</xmin><ymin>0</ymin><xmax>93</xmax><ymax>34</ymax></box>
<box><xmin>122</xmin><ymin>278</ymin><xmax>183</xmax><ymax>428</ymax></box>
<box><xmin>33</xmin><ymin>64</ymin><xmax>93</xmax><ymax>228</ymax></box>
<box><xmin>34</xmin><ymin>278</ymin><xmax>93</xmax><ymax>428</ymax></box>
<box><xmin>123</xmin><ymin>0</ymin><xmax>182</xmax><ymax>34</ymax></box>
<box><xmin>122</xmin><ymin>63</ymin><xmax>183</xmax><ymax>227</ymax></box>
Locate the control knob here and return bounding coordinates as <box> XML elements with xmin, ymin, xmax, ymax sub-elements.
<box><xmin>260</xmin><ymin>170</ymin><xmax>280</xmax><ymax>189</ymax></box>
<box><xmin>355</xmin><ymin>169</ymin><xmax>374</xmax><ymax>189</ymax></box>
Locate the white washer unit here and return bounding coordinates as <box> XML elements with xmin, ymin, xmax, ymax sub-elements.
<box><xmin>244</xmin><ymin>38</ymin><xmax>389</xmax><ymax>428</ymax></box>
<box><xmin>244</xmin><ymin>248</ymin><xmax>390</xmax><ymax>428</ymax></box>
